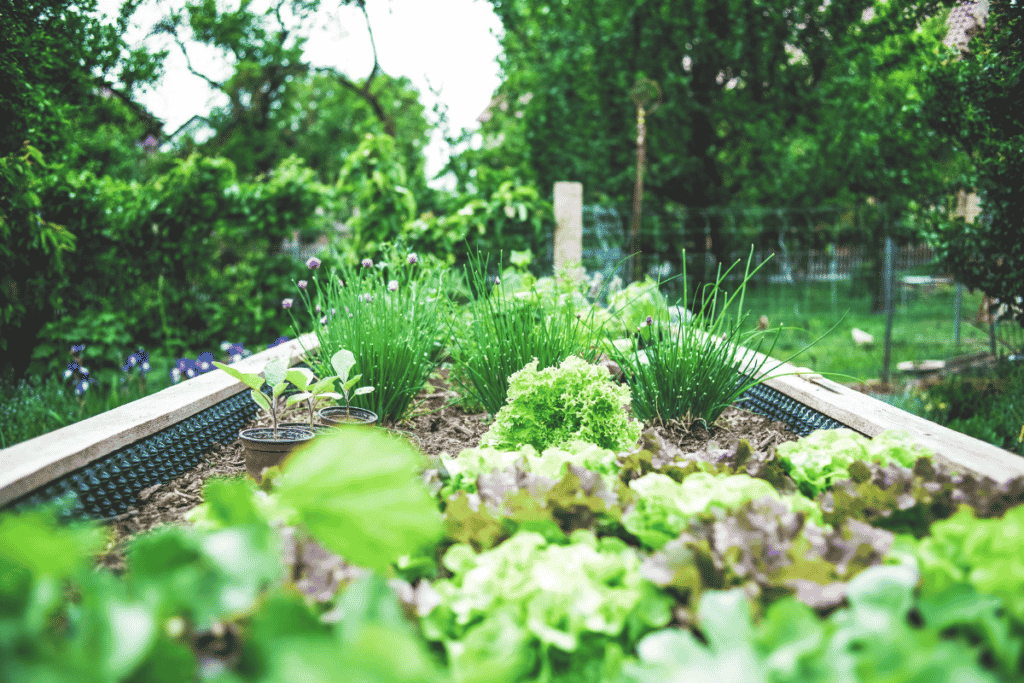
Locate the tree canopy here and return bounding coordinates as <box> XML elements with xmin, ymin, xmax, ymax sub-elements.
<box><xmin>467</xmin><ymin>0</ymin><xmax>956</xmax><ymax>213</ymax></box>
<box><xmin>919</xmin><ymin>0</ymin><xmax>1024</xmax><ymax>324</ymax></box>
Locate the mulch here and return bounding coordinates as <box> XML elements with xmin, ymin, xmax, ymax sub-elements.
<box><xmin>95</xmin><ymin>375</ymin><xmax>800</xmax><ymax>573</ymax></box>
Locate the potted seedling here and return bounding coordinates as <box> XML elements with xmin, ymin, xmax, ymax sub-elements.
<box><xmin>212</xmin><ymin>358</ymin><xmax>315</xmax><ymax>481</ymax></box>
<box><xmin>279</xmin><ymin>366</ymin><xmax>344</xmax><ymax>434</ymax></box>
<box><xmin>317</xmin><ymin>349</ymin><xmax>378</xmax><ymax>426</ymax></box>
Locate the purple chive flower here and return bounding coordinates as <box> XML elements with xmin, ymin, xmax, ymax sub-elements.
<box><xmin>361</xmin><ymin>258</ymin><xmax>373</xmax><ymax>268</ymax></box>
<box><xmin>359</xmin><ymin>293</ymin><xmax>373</xmax><ymax>303</ymax></box>
<box><xmin>645</xmin><ymin>315</ymin><xmax>653</xmax><ymax>327</ymax></box>
<box><xmin>298</xmin><ymin>280</ymin><xmax>308</xmax><ymax>290</ymax></box>
<box><xmin>388</xmin><ymin>280</ymin><xmax>399</xmax><ymax>292</ymax></box>
<box><xmin>71</xmin><ymin>344</ymin><xmax>85</xmax><ymax>354</ymax></box>
<box><xmin>320</xmin><ymin>315</ymin><xmax>328</xmax><ymax>325</ymax></box>
<box><xmin>407</xmin><ymin>253</ymin><xmax>419</xmax><ymax>265</ymax></box>
<box><xmin>282</xmin><ymin>298</ymin><xmax>294</xmax><ymax>309</ymax></box>
<box><xmin>306</xmin><ymin>257</ymin><xmax>321</xmax><ymax>269</ymax></box>
<box><xmin>494</xmin><ymin>276</ymin><xmax>501</xmax><ymax>285</ymax></box>
<box><xmin>331</xmin><ymin>307</ymin><xmax>336</xmax><ymax>315</ymax></box>
<box><xmin>315</xmin><ymin>303</ymin><xmax>321</xmax><ymax>313</ymax></box>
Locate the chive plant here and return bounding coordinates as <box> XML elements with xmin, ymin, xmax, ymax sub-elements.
<box><xmin>289</xmin><ymin>247</ymin><xmax>456</xmax><ymax>424</ymax></box>
<box><xmin>608</xmin><ymin>249</ymin><xmax>828</xmax><ymax>427</ymax></box>
<box><xmin>451</xmin><ymin>251</ymin><xmax>604</xmax><ymax>416</ymax></box>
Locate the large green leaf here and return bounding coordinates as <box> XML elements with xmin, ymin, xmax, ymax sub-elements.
<box><xmin>274</xmin><ymin>427</ymin><xmax>442</xmax><ymax>570</ymax></box>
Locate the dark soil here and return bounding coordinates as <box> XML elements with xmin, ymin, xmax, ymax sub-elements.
<box><xmin>95</xmin><ymin>374</ymin><xmax>801</xmax><ymax>573</ymax></box>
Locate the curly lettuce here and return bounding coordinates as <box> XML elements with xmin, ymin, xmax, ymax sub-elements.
<box><xmin>775</xmin><ymin>428</ymin><xmax>933</xmax><ymax>498</ymax></box>
<box><xmin>421</xmin><ymin>530</ymin><xmax>672</xmax><ymax>683</ymax></box>
<box><xmin>481</xmin><ymin>355</ymin><xmax>641</xmax><ymax>452</ymax></box>
<box><xmin>623</xmin><ymin>472</ymin><xmax>822</xmax><ymax>549</ymax></box>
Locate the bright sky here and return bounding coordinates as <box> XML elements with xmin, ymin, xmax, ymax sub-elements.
<box><xmin>95</xmin><ymin>0</ymin><xmax>504</xmax><ymax>188</ymax></box>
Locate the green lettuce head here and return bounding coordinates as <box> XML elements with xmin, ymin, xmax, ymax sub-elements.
<box><xmin>481</xmin><ymin>355</ymin><xmax>641</xmax><ymax>452</ymax></box>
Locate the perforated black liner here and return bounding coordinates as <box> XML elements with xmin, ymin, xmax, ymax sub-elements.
<box><xmin>4</xmin><ymin>375</ymin><xmax>848</xmax><ymax>521</ymax></box>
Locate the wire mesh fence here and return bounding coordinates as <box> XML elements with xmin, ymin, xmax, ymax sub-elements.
<box><xmin>580</xmin><ymin>202</ymin><xmax>1023</xmax><ymax>382</ymax></box>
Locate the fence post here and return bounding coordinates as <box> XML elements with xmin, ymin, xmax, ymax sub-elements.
<box><xmin>954</xmin><ymin>282</ymin><xmax>963</xmax><ymax>347</ymax></box>
<box><xmin>882</xmin><ymin>235</ymin><xmax>895</xmax><ymax>386</ymax></box>
<box><xmin>553</xmin><ymin>181</ymin><xmax>583</xmax><ymax>279</ymax></box>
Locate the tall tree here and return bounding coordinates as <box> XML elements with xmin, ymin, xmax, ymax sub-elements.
<box><xmin>0</xmin><ymin>0</ymin><xmax>165</xmax><ymax>159</ymax></box>
<box><xmin>0</xmin><ymin>0</ymin><xmax>165</xmax><ymax>382</ymax></box>
<box><xmin>478</xmin><ymin>0</ymin><xmax>938</xmax><ymax>206</ymax></box>
<box><xmin>156</xmin><ymin>0</ymin><xmax>431</xmax><ymax>185</ymax></box>
<box><xmin>468</xmin><ymin>0</ymin><xmax>964</xmax><ymax>299</ymax></box>
<box><xmin>920</xmin><ymin>0</ymin><xmax>1024</xmax><ymax>327</ymax></box>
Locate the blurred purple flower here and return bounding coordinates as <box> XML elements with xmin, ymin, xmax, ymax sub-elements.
<box><xmin>141</xmin><ymin>135</ymin><xmax>159</xmax><ymax>153</ymax></box>
<box><xmin>306</xmin><ymin>256</ymin><xmax>321</xmax><ymax>269</ymax></box>
<box><xmin>407</xmin><ymin>253</ymin><xmax>419</xmax><ymax>265</ymax></box>
<box><xmin>359</xmin><ymin>293</ymin><xmax>373</xmax><ymax>303</ymax></box>
<box><xmin>388</xmin><ymin>280</ymin><xmax>399</xmax><ymax>292</ymax></box>
<box><xmin>282</xmin><ymin>298</ymin><xmax>294</xmax><ymax>309</ymax></box>
<box><xmin>298</xmin><ymin>280</ymin><xmax>308</xmax><ymax>290</ymax></box>
<box><xmin>71</xmin><ymin>344</ymin><xmax>85</xmax><ymax>354</ymax></box>
<box><xmin>75</xmin><ymin>379</ymin><xmax>91</xmax><ymax>396</ymax></box>
<box><xmin>172</xmin><ymin>358</ymin><xmax>197</xmax><ymax>383</ymax></box>
<box><xmin>320</xmin><ymin>315</ymin><xmax>328</xmax><ymax>325</ymax></box>
<box><xmin>494</xmin><ymin>276</ymin><xmax>501</xmax><ymax>285</ymax></box>
<box><xmin>315</xmin><ymin>303</ymin><xmax>321</xmax><ymax>313</ymax></box>
<box><xmin>361</xmin><ymin>258</ymin><xmax>373</xmax><ymax>268</ymax></box>
<box><xmin>197</xmin><ymin>351</ymin><xmax>215</xmax><ymax>373</ymax></box>
<box><xmin>645</xmin><ymin>315</ymin><xmax>653</xmax><ymax>327</ymax></box>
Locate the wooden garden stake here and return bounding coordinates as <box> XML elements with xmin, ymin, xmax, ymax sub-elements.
<box><xmin>627</xmin><ymin>78</ymin><xmax>661</xmax><ymax>283</ymax></box>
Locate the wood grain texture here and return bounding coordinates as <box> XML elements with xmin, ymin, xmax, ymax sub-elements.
<box><xmin>0</xmin><ymin>333</ymin><xmax>322</xmax><ymax>506</ymax></box>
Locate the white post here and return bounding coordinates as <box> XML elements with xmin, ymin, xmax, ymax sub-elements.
<box><xmin>553</xmin><ymin>181</ymin><xmax>583</xmax><ymax>279</ymax></box>
<box><xmin>954</xmin><ymin>282</ymin><xmax>963</xmax><ymax>347</ymax></box>
<box><xmin>882</xmin><ymin>235</ymin><xmax>895</xmax><ymax>386</ymax></box>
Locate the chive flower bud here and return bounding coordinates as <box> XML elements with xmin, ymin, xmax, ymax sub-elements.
<box><xmin>306</xmin><ymin>257</ymin><xmax>321</xmax><ymax>269</ymax></box>
<box><xmin>388</xmin><ymin>280</ymin><xmax>399</xmax><ymax>292</ymax></box>
<box><xmin>407</xmin><ymin>253</ymin><xmax>418</xmax><ymax>265</ymax></box>
<box><xmin>282</xmin><ymin>298</ymin><xmax>294</xmax><ymax>309</ymax></box>
<box><xmin>298</xmin><ymin>280</ymin><xmax>308</xmax><ymax>290</ymax></box>
<box><xmin>361</xmin><ymin>258</ymin><xmax>373</xmax><ymax>268</ymax></box>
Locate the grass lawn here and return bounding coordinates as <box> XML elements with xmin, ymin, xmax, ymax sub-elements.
<box><xmin>729</xmin><ymin>280</ymin><xmax>1006</xmax><ymax>384</ymax></box>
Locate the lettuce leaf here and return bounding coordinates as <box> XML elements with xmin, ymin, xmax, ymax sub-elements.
<box><xmin>622</xmin><ymin>471</ymin><xmax>822</xmax><ymax>549</ymax></box>
<box><xmin>422</xmin><ymin>530</ymin><xmax>672</xmax><ymax>683</ymax></box>
<box><xmin>776</xmin><ymin>428</ymin><xmax>933</xmax><ymax>498</ymax></box>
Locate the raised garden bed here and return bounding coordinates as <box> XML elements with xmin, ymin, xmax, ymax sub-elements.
<box><xmin>4</xmin><ymin>323</ymin><xmax>1024</xmax><ymax>682</ymax></box>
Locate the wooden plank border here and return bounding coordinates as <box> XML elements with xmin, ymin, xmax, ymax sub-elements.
<box><xmin>0</xmin><ymin>333</ymin><xmax>322</xmax><ymax>507</ymax></box>
<box><xmin>731</xmin><ymin>336</ymin><xmax>1024</xmax><ymax>483</ymax></box>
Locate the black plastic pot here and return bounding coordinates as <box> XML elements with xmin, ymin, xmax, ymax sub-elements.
<box><xmin>279</xmin><ymin>421</ymin><xmax>335</xmax><ymax>436</ymax></box>
<box><xmin>238</xmin><ymin>426</ymin><xmax>315</xmax><ymax>481</ymax></box>
<box><xmin>317</xmin><ymin>406</ymin><xmax>379</xmax><ymax>427</ymax></box>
